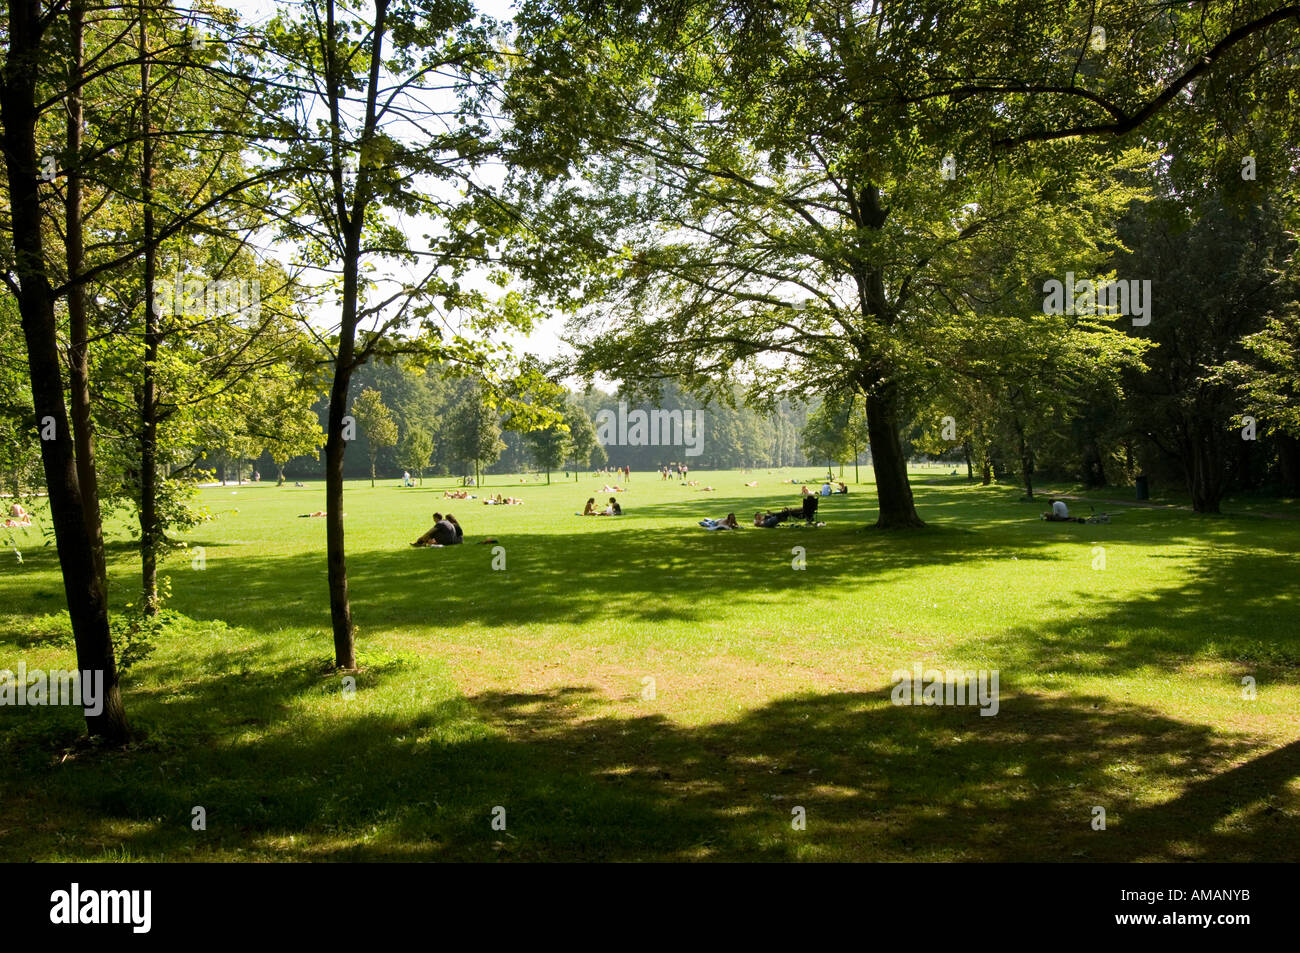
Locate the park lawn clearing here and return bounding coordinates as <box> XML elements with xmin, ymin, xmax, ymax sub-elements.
<box><xmin>1</xmin><ymin>467</ymin><xmax>1298</xmax><ymax>861</ymax></box>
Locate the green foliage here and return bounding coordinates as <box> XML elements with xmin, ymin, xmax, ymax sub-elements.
<box><xmin>397</xmin><ymin>429</ymin><xmax>435</xmax><ymax>483</ymax></box>
<box><xmin>449</xmin><ymin>381</ymin><xmax>506</xmax><ymax>481</ymax></box>
<box><xmin>802</xmin><ymin>394</ymin><xmax>867</xmax><ymax>467</ymax></box>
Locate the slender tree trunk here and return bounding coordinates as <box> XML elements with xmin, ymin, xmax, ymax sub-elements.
<box><xmin>963</xmin><ymin>439</ymin><xmax>973</xmax><ymax>481</ymax></box>
<box><xmin>1</xmin><ymin>0</ymin><xmax>129</xmax><ymax>740</ymax></box>
<box><xmin>326</xmin><ymin>231</ymin><xmax>361</xmax><ymax>670</ymax></box>
<box><xmin>323</xmin><ymin>0</ymin><xmax>391</xmax><ymax>670</ymax></box>
<box><xmin>1012</xmin><ymin>416</ymin><xmax>1034</xmax><ymax>500</ymax></box>
<box><xmin>138</xmin><ymin>7</ymin><xmax>160</xmax><ymax>615</ymax></box>
<box><xmin>1187</xmin><ymin>432</ymin><xmax>1224</xmax><ymax>514</ymax></box>
<box><xmin>1277</xmin><ymin>434</ymin><xmax>1300</xmax><ymax>496</ymax></box>
<box><xmin>863</xmin><ymin>379</ymin><xmax>924</xmax><ymax>528</ymax></box>
<box><xmin>65</xmin><ymin>0</ymin><xmax>108</xmax><ymax>596</ymax></box>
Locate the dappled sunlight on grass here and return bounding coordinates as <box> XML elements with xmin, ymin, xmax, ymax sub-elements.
<box><xmin>3</xmin><ymin>469</ymin><xmax>1298</xmax><ymax>860</ymax></box>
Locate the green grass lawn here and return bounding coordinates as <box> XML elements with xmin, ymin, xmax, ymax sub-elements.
<box><xmin>2</xmin><ymin>467</ymin><xmax>1298</xmax><ymax>861</ymax></box>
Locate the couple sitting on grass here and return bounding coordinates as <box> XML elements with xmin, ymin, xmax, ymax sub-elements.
<box><xmin>579</xmin><ymin>496</ymin><xmax>622</xmax><ymax>516</ymax></box>
<box><xmin>411</xmin><ymin>512</ymin><xmax>463</xmax><ymax>546</ymax></box>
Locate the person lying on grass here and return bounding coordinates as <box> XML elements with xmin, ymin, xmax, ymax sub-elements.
<box><xmin>699</xmin><ymin>513</ymin><xmax>739</xmax><ymax>530</ymax></box>
<box><xmin>411</xmin><ymin>512</ymin><xmax>464</xmax><ymax>546</ymax></box>
<box><xmin>754</xmin><ymin>507</ymin><xmax>799</xmax><ymax>527</ymax></box>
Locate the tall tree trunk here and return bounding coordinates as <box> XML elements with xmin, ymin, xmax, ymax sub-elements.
<box><xmin>864</xmin><ymin>379</ymin><xmax>924</xmax><ymax>528</ymax></box>
<box><xmin>65</xmin><ymin>0</ymin><xmax>108</xmax><ymax>596</ymax></box>
<box><xmin>963</xmin><ymin>438</ymin><xmax>973</xmax><ymax>482</ymax></box>
<box><xmin>323</xmin><ymin>0</ymin><xmax>391</xmax><ymax>671</ymax></box>
<box><xmin>1277</xmin><ymin>434</ymin><xmax>1300</xmax><ymax>496</ymax></box>
<box><xmin>1</xmin><ymin>0</ymin><xmax>129</xmax><ymax>740</ymax></box>
<box><xmin>1187</xmin><ymin>431</ymin><xmax>1224</xmax><ymax>514</ymax></box>
<box><xmin>138</xmin><ymin>6</ymin><xmax>160</xmax><ymax>615</ymax></box>
<box><xmin>325</xmin><ymin>233</ymin><xmax>361</xmax><ymax>670</ymax></box>
<box><xmin>1013</xmin><ymin>416</ymin><xmax>1034</xmax><ymax>500</ymax></box>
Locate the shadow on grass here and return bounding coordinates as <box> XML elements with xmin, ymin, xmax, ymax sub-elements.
<box><xmin>165</xmin><ymin>501</ymin><xmax>1300</xmax><ymax>684</ymax></box>
<box><xmin>4</xmin><ymin>650</ymin><xmax>1296</xmax><ymax>861</ymax></box>
<box><xmin>174</xmin><ymin>519</ymin><xmax>1065</xmax><ymax>631</ymax></box>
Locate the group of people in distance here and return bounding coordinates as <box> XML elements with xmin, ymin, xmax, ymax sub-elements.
<box><xmin>580</xmin><ymin>496</ymin><xmax>623</xmax><ymax>516</ymax></box>
<box><xmin>660</xmin><ymin>463</ymin><xmax>690</xmax><ymax>481</ymax></box>
<box><xmin>597</xmin><ymin>465</ymin><xmax>632</xmax><ymax>481</ymax></box>
<box><xmin>411</xmin><ymin>512</ymin><xmax>463</xmax><ymax>546</ymax></box>
<box><xmin>802</xmin><ymin>482</ymin><xmax>847</xmax><ymax>496</ymax></box>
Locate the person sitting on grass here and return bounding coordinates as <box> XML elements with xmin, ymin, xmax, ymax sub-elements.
<box><xmin>411</xmin><ymin>512</ymin><xmax>443</xmax><ymax>544</ymax></box>
<box><xmin>579</xmin><ymin>497</ymin><xmax>597</xmax><ymax>516</ymax></box>
<box><xmin>699</xmin><ymin>513</ymin><xmax>739</xmax><ymax>530</ymax></box>
<box><xmin>9</xmin><ymin>502</ymin><xmax>28</xmax><ymax>520</ymax></box>
<box><xmin>598</xmin><ymin>496</ymin><xmax>622</xmax><ymax>516</ymax></box>
<box><xmin>801</xmin><ymin>493</ymin><xmax>819</xmax><ymax>523</ymax></box>
<box><xmin>1042</xmin><ymin>498</ymin><xmax>1081</xmax><ymax>522</ymax></box>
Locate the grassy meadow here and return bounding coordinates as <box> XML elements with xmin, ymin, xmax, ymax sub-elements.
<box><xmin>2</xmin><ymin>466</ymin><xmax>1298</xmax><ymax>861</ymax></box>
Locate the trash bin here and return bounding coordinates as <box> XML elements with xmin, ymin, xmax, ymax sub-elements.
<box><xmin>1135</xmin><ymin>475</ymin><xmax>1149</xmax><ymax>501</ymax></box>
